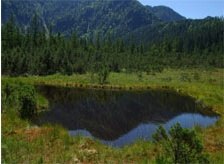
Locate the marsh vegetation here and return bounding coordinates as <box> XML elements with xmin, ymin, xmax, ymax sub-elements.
<box><xmin>2</xmin><ymin>68</ymin><xmax>224</xmax><ymax>163</ymax></box>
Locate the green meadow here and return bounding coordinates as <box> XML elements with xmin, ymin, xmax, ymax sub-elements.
<box><xmin>2</xmin><ymin>68</ymin><xmax>224</xmax><ymax>163</ymax></box>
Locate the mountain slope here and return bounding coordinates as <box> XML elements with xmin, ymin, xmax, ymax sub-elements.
<box><xmin>146</xmin><ymin>5</ymin><xmax>186</xmax><ymax>22</ymax></box>
<box><xmin>2</xmin><ymin>0</ymin><xmax>160</xmax><ymax>37</ymax></box>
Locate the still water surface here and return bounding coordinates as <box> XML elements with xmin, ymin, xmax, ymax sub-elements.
<box><xmin>34</xmin><ymin>86</ymin><xmax>218</xmax><ymax>147</ymax></box>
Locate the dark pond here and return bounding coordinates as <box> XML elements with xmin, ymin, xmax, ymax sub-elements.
<box><xmin>34</xmin><ymin>85</ymin><xmax>219</xmax><ymax>147</ymax></box>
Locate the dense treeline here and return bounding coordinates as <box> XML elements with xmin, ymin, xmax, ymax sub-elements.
<box><xmin>125</xmin><ymin>17</ymin><xmax>224</xmax><ymax>69</ymax></box>
<box><xmin>2</xmin><ymin>15</ymin><xmax>224</xmax><ymax>77</ymax></box>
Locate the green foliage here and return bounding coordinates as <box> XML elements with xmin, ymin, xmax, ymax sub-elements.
<box><xmin>1</xmin><ymin>14</ymin><xmax>223</xmax><ymax>77</ymax></box>
<box><xmin>137</xmin><ymin>72</ymin><xmax>143</xmax><ymax>81</ymax></box>
<box><xmin>2</xmin><ymin>82</ymin><xmax>19</xmax><ymax>110</ymax></box>
<box><xmin>2</xmin><ymin>82</ymin><xmax>37</xmax><ymax>119</ymax></box>
<box><xmin>18</xmin><ymin>85</ymin><xmax>37</xmax><ymax>119</ymax></box>
<box><xmin>180</xmin><ymin>73</ymin><xmax>191</xmax><ymax>82</ymax></box>
<box><xmin>96</xmin><ymin>63</ymin><xmax>110</xmax><ymax>84</ymax></box>
<box><xmin>153</xmin><ymin>123</ymin><xmax>209</xmax><ymax>164</ymax></box>
<box><xmin>161</xmin><ymin>77</ymin><xmax>172</xmax><ymax>82</ymax></box>
<box><xmin>2</xmin><ymin>1</ymin><xmax>224</xmax><ymax>77</ymax></box>
<box><xmin>193</xmin><ymin>72</ymin><xmax>201</xmax><ymax>81</ymax></box>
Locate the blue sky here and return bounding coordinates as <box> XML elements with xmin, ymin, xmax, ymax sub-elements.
<box><xmin>138</xmin><ymin>0</ymin><xmax>224</xmax><ymax>19</ymax></box>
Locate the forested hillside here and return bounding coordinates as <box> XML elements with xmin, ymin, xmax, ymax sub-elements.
<box><xmin>2</xmin><ymin>0</ymin><xmax>160</xmax><ymax>37</ymax></box>
<box><xmin>2</xmin><ymin>14</ymin><xmax>223</xmax><ymax>76</ymax></box>
<box><xmin>1</xmin><ymin>0</ymin><xmax>224</xmax><ymax>76</ymax></box>
<box><xmin>146</xmin><ymin>5</ymin><xmax>186</xmax><ymax>22</ymax></box>
<box><xmin>2</xmin><ymin>0</ymin><xmax>187</xmax><ymax>37</ymax></box>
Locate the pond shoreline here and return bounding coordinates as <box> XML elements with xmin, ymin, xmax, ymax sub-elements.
<box><xmin>33</xmin><ymin>81</ymin><xmax>222</xmax><ymax>116</ymax></box>
<box><xmin>2</xmin><ymin>69</ymin><xmax>224</xmax><ymax>163</ymax></box>
<box><xmin>34</xmin><ymin>85</ymin><xmax>219</xmax><ymax>147</ymax></box>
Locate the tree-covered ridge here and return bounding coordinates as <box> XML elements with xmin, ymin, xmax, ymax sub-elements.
<box><xmin>2</xmin><ymin>0</ymin><xmax>186</xmax><ymax>38</ymax></box>
<box><xmin>146</xmin><ymin>5</ymin><xmax>186</xmax><ymax>22</ymax></box>
<box><xmin>126</xmin><ymin>17</ymin><xmax>223</xmax><ymax>49</ymax></box>
<box><xmin>2</xmin><ymin>0</ymin><xmax>160</xmax><ymax>37</ymax></box>
<box><xmin>2</xmin><ymin>14</ymin><xmax>223</xmax><ymax>77</ymax></box>
<box><xmin>2</xmin><ymin>0</ymin><xmax>223</xmax><ymax>77</ymax></box>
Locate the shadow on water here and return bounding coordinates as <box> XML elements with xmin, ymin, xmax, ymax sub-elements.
<box><xmin>33</xmin><ymin>85</ymin><xmax>219</xmax><ymax>147</ymax></box>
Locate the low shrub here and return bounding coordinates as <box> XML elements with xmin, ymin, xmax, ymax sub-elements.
<box><xmin>153</xmin><ymin>123</ymin><xmax>209</xmax><ymax>164</ymax></box>
<box><xmin>193</xmin><ymin>72</ymin><xmax>200</xmax><ymax>81</ymax></box>
<box><xmin>2</xmin><ymin>81</ymin><xmax>37</xmax><ymax>119</ymax></box>
<box><xmin>18</xmin><ymin>84</ymin><xmax>37</xmax><ymax>119</ymax></box>
<box><xmin>179</xmin><ymin>73</ymin><xmax>191</xmax><ymax>82</ymax></box>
